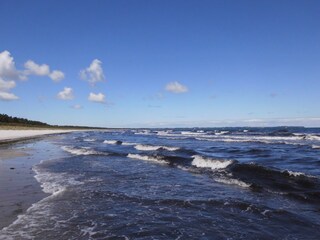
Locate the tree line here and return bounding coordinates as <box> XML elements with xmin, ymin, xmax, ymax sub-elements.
<box><xmin>0</xmin><ymin>113</ymin><xmax>108</xmax><ymax>129</ymax></box>
<box><xmin>0</xmin><ymin>114</ymin><xmax>49</xmax><ymax>126</ymax></box>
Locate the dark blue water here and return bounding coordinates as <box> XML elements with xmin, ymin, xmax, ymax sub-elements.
<box><xmin>1</xmin><ymin>127</ymin><xmax>320</xmax><ymax>239</ymax></box>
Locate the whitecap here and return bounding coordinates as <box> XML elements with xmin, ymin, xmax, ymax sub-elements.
<box><xmin>214</xmin><ymin>131</ymin><xmax>229</xmax><ymax>135</ymax></box>
<box><xmin>122</xmin><ymin>142</ymin><xmax>137</xmax><ymax>146</ymax></box>
<box><xmin>83</xmin><ymin>138</ymin><xmax>96</xmax><ymax>142</ymax></box>
<box><xmin>286</xmin><ymin>170</ymin><xmax>305</xmax><ymax>177</ymax></box>
<box><xmin>61</xmin><ymin>146</ymin><xmax>105</xmax><ymax>156</ymax></box>
<box><xmin>103</xmin><ymin>140</ymin><xmax>120</xmax><ymax>145</ymax></box>
<box><xmin>191</xmin><ymin>155</ymin><xmax>234</xmax><ymax>170</ymax></box>
<box><xmin>214</xmin><ymin>177</ymin><xmax>250</xmax><ymax>188</ymax></box>
<box><xmin>284</xmin><ymin>170</ymin><xmax>316</xmax><ymax>178</ymax></box>
<box><xmin>306</xmin><ymin>134</ymin><xmax>320</xmax><ymax>141</ymax></box>
<box><xmin>127</xmin><ymin>153</ymin><xmax>167</xmax><ymax>164</ymax></box>
<box><xmin>134</xmin><ymin>144</ymin><xmax>179</xmax><ymax>151</ymax></box>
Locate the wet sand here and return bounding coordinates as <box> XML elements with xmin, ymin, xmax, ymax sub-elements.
<box><xmin>0</xmin><ymin>135</ymin><xmax>70</xmax><ymax>230</ymax></box>
<box><xmin>0</xmin><ymin>144</ymin><xmax>45</xmax><ymax>229</ymax></box>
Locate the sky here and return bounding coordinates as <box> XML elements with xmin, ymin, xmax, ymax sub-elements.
<box><xmin>0</xmin><ymin>0</ymin><xmax>319</xmax><ymax>128</ymax></box>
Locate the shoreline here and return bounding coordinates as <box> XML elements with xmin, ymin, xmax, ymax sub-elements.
<box><xmin>0</xmin><ymin>130</ymin><xmax>81</xmax><ymax>145</ymax></box>
<box><xmin>0</xmin><ymin>131</ymin><xmax>77</xmax><ymax>230</ymax></box>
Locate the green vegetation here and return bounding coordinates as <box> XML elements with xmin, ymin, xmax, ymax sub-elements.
<box><xmin>0</xmin><ymin>114</ymin><xmax>107</xmax><ymax>130</ymax></box>
<box><xmin>0</xmin><ymin>114</ymin><xmax>49</xmax><ymax>127</ymax></box>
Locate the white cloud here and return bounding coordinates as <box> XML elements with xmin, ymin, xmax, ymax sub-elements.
<box><xmin>165</xmin><ymin>81</ymin><xmax>188</xmax><ymax>93</ymax></box>
<box><xmin>88</xmin><ymin>92</ymin><xmax>105</xmax><ymax>103</ymax></box>
<box><xmin>0</xmin><ymin>91</ymin><xmax>19</xmax><ymax>101</ymax></box>
<box><xmin>80</xmin><ymin>59</ymin><xmax>105</xmax><ymax>85</ymax></box>
<box><xmin>24</xmin><ymin>60</ymin><xmax>65</xmax><ymax>82</ymax></box>
<box><xmin>57</xmin><ymin>87</ymin><xmax>74</xmax><ymax>100</ymax></box>
<box><xmin>0</xmin><ymin>51</ymin><xmax>22</xmax><ymax>101</ymax></box>
<box><xmin>49</xmin><ymin>70</ymin><xmax>64</xmax><ymax>82</ymax></box>
<box><xmin>0</xmin><ymin>50</ymin><xmax>66</xmax><ymax>101</ymax></box>
<box><xmin>24</xmin><ymin>60</ymin><xmax>50</xmax><ymax>76</ymax></box>
<box><xmin>71</xmin><ymin>104</ymin><xmax>83</xmax><ymax>109</ymax></box>
<box><xmin>0</xmin><ymin>78</ymin><xmax>16</xmax><ymax>91</ymax></box>
<box><xmin>0</xmin><ymin>50</ymin><xmax>23</xmax><ymax>81</ymax></box>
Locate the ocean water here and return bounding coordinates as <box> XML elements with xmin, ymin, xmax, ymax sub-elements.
<box><xmin>1</xmin><ymin>127</ymin><xmax>320</xmax><ymax>239</ymax></box>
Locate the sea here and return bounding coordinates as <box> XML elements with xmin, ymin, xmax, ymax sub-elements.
<box><xmin>1</xmin><ymin>127</ymin><xmax>320</xmax><ymax>239</ymax></box>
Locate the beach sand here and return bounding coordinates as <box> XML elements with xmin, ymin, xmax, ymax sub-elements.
<box><xmin>0</xmin><ymin>130</ymin><xmax>76</xmax><ymax>230</ymax></box>
<box><xmin>0</xmin><ymin>130</ymin><xmax>77</xmax><ymax>143</ymax></box>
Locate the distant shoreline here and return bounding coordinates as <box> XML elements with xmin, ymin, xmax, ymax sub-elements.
<box><xmin>0</xmin><ymin>129</ymin><xmax>85</xmax><ymax>144</ymax></box>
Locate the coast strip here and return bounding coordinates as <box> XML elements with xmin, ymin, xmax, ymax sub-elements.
<box><xmin>0</xmin><ymin>130</ymin><xmax>78</xmax><ymax>144</ymax></box>
<box><xmin>0</xmin><ymin>130</ymin><xmax>80</xmax><ymax>229</ymax></box>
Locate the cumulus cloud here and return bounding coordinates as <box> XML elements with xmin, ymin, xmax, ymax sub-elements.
<box><xmin>0</xmin><ymin>50</ymin><xmax>24</xmax><ymax>81</ymax></box>
<box><xmin>0</xmin><ymin>50</ymin><xmax>66</xmax><ymax>101</ymax></box>
<box><xmin>24</xmin><ymin>60</ymin><xmax>65</xmax><ymax>82</ymax></box>
<box><xmin>0</xmin><ymin>78</ymin><xmax>16</xmax><ymax>91</ymax></box>
<box><xmin>88</xmin><ymin>92</ymin><xmax>105</xmax><ymax>103</ymax></box>
<box><xmin>0</xmin><ymin>91</ymin><xmax>19</xmax><ymax>101</ymax></box>
<box><xmin>0</xmin><ymin>51</ymin><xmax>22</xmax><ymax>101</ymax></box>
<box><xmin>49</xmin><ymin>70</ymin><xmax>64</xmax><ymax>82</ymax></box>
<box><xmin>80</xmin><ymin>59</ymin><xmax>105</xmax><ymax>85</ymax></box>
<box><xmin>57</xmin><ymin>87</ymin><xmax>74</xmax><ymax>100</ymax></box>
<box><xmin>24</xmin><ymin>60</ymin><xmax>50</xmax><ymax>76</ymax></box>
<box><xmin>165</xmin><ymin>81</ymin><xmax>188</xmax><ymax>93</ymax></box>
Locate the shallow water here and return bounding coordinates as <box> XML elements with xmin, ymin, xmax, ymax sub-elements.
<box><xmin>1</xmin><ymin>127</ymin><xmax>320</xmax><ymax>239</ymax></box>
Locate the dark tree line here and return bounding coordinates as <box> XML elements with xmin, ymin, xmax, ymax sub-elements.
<box><xmin>0</xmin><ymin>114</ymin><xmax>49</xmax><ymax>126</ymax></box>
<box><xmin>0</xmin><ymin>113</ymin><xmax>108</xmax><ymax>129</ymax></box>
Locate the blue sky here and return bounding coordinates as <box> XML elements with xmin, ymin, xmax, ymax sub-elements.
<box><xmin>0</xmin><ymin>0</ymin><xmax>319</xmax><ymax>127</ymax></box>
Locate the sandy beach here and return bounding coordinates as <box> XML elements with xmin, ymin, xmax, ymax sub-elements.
<box><xmin>0</xmin><ymin>130</ymin><xmax>78</xmax><ymax>144</ymax></box>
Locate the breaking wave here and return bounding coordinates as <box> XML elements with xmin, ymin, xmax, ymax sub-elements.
<box><xmin>103</xmin><ymin>140</ymin><xmax>123</xmax><ymax>145</ymax></box>
<box><xmin>134</xmin><ymin>144</ymin><xmax>180</xmax><ymax>151</ymax></box>
<box><xmin>61</xmin><ymin>146</ymin><xmax>106</xmax><ymax>156</ymax></box>
<box><xmin>127</xmin><ymin>153</ymin><xmax>167</xmax><ymax>164</ymax></box>
<box><xmin>191</xmin><ymin>155</ymin><xmax>235</xmax><ymax>170</ymax></box>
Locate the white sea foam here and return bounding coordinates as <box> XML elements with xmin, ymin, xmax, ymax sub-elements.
<box><xmin>33</xmin><ymin>166</ymin><xmax>83</xmax><ymax>195</ymax></box>
<box><xmin>306</xmin><ymin>134</ymin><xmax>320</xmax><ymax>141</ymax></box>
<box><xmin>261</xmin><ymin>209</ymin><xmax>271</xmax><ymax>216</ymax></box>
<box><xmin>127</xmin><ymin>153</ymin><xmax>167</xmax><ymax>164</ymax></box>
<box><xmin>134</xmin><ymin>144</ymin><xmax>179</xmax><ymax>151</ymax></box>
<box><xmin>214</xmin><ymin>131</ymin><xmax>229</xmax><ymax>135</ymax></box>
<box><xmin>61</xmin><ymin>146</ymin><xmax>104</xmax><ymax>155</ymax></box>
<box><xmin>122</xmin><ymin>142</ymin><xmax>137</xmax><ymax>146</ymax></box>
<box><xmin>191</xmin><ymin>155</ymin><xmax>234</xmax><ymax>170</ymax></box>
<box><xmin>83</xmin><ymin>138</ymin><xmax>96</xmax><ymax>142</ymax></box>
<box><xmin>103</xmin><ymin>140</ymin><xmax>120</xmax><ymax>144</ymax></box>
<box><xmin>214</xmin><ymin>177</ymin><xmax>250</xmax><ymax>188</ymax></box>
<box><xmin>134</xmin><ymin>130</ymin><xmax>152</xmax><ymax>135</ymax></box>
<box><xmin>80</xmin><ymin>222</ymin><xmax>98</xmax><ymax>238</ymax></box>
<box><xmin>156</xmin><ymin>130</ymin><xmax>172</xmax><ymax>136</ymax></box>
<box><xmin>195</xmin><ymin>134</ymin><xmax>305</xmax><ymax>146</ymax></box>
<box><xmin>134</xmin><ymin>145</ymin><xmax>160</xmax><ymax>151</ymax></box>
<box><xmin>312</xmin><ymin>145</ymin><xmax>320</xmax><ymax>149</ymax></box>
<box><xmin>0</xmin><ymin>165</ymin><xmax>84</xmax><ymax>239</ymax></box>
<box><xmin>286</xmin><ymin>170</ymin><xmax>305</xmax><ymax>177</ymax></box>
<box><xmin>180</xmin><ymin>131</ymin><xmax>206</xmax><ymax>136</ymax></box>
